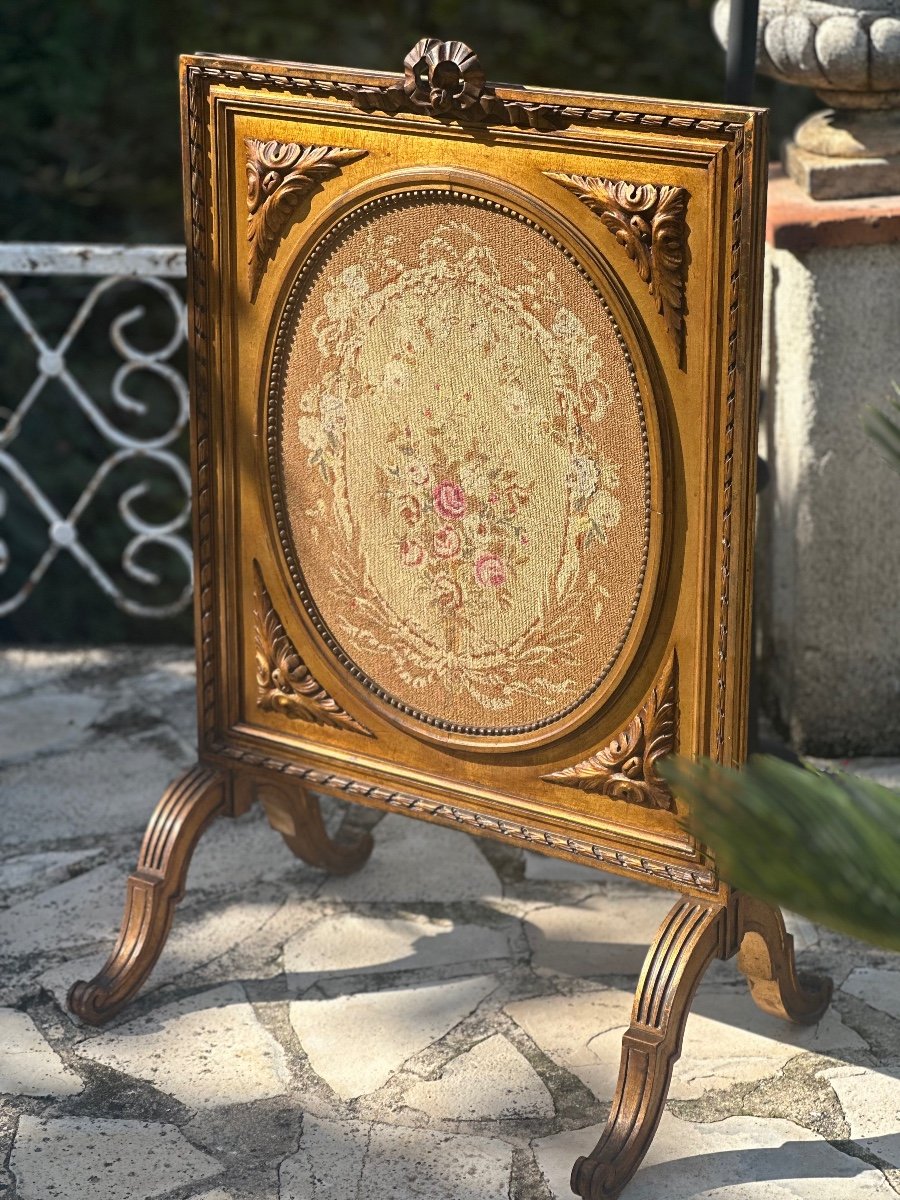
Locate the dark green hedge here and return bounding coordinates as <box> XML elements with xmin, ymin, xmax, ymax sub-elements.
<box><xmin>1</xmin><ymin>0</ymin><xmax>761</xmax><ymax>244</ymax></box>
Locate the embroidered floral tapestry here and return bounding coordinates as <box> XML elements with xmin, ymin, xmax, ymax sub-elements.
<box><xmin>276</xmin><ymin>194</ymin><xmax>650</xmax><ymax>731</ymax></box>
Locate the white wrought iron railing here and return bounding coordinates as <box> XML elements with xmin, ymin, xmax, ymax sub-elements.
<box><xmin>0</xmin><ymin>243</ymin><xmax>193</xmax><ymax>619</ymax></box>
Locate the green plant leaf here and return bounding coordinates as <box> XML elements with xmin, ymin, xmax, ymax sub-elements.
<box><xmin>660</xmin><ymin>755</ymin><xmax>900</xmax><ymax>952</ymax></box>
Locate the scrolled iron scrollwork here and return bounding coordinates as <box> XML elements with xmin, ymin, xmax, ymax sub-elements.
<box><xmin>0</xmin><ymin>265</ymin><xmax>192</xmax><ymax>619</ymax></box>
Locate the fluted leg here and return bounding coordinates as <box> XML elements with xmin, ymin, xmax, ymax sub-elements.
<box><xmin>736</xmin><ymin>893</ymin><xmax>832</xmax><ymax>1024</ymax></box>
<box><xmin>571</xmin><ymin>899</ymin><xmax>727</xmax><ymax>1200</ymax></box>
<box><xmin>258</xmin><ymin>780</ymin><xmax>373</xmax><ymax>875</ymax></box>
<box><xmin>68</xmin><ymin>763</ymin><xmax>228</xmax><ymax>1025</ymax></box>
<box><xmin>569</xmin><ymin>891</ymin><xmax>833</xmax><ymax>1198</ymax></box>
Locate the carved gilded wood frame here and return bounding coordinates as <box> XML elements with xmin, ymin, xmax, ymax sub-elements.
<box><xmin>68</xmin><ymin>40</ymin><xmax>832</xmax><ymax>1200</ymax></box>
<box><xmin>180</xmin><ymin>45</ymin><xmax>767</xmax><ymax>895</ymax></box>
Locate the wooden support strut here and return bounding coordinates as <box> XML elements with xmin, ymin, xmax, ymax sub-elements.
<box><xmin>67</xmin><ymin>761</ymin><xmax>373</xmax><ymax>1025</ymax></box>
<box><xmin>67</xmin><ymin>756</ymin><xmax>831</xmax><ymax>1200</ymax></box>
<box><xmin>570</xmin><ymin>892</ymin><xmax>831</xmax><ymax>1199</ymax></box>
<box><xmin>66</xmin><ymin>759</ymin><xmax>831</xmax><ymax>1200</ymax></box>
<box><xmin>257</xmin><ymin>778</ymin><xmax>374</xmax><ymax>875</ymax></box>
<box><xmin>68</xmin><ymin>763</ymin><xmax>229</xmax><ymax>1025</ymax></box>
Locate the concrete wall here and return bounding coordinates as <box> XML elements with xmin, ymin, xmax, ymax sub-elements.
<box><xmin>758</xmin><ymin>204</ymin><xmax>900</xmax><ymax>753</ymax></box>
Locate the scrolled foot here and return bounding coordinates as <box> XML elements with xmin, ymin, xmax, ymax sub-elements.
<box><xmin>258</xmin><ymin>781</ymin><xmax>373</xmax><ymax>876</ymax></box>
<box><xmin>737</xmin><ymin>893</ymin><xmax>832</xmax><ymax>1024</ymax></box>
<box><xmin>67</xmin><ymin>763</ymin><xmax>229</xmax><ymax>1025</ymax></box>
<box><xmin>572</xmin><ymin>1145</ymin><xmax>644</xmax><ymax>1200</ymax></box>
<box><xmin>571</xmin><ymin>1155</ymin><xmax>618</xmax><ymax>1200</ymax></box>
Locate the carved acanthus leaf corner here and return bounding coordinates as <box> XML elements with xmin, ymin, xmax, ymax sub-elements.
<box><xmin>545</xmin><ymin>172</ymin><xmax>688</xmax><ymax>363</ymax></box>
<box><xmin>542</xmin><ymin>653</ymin><xmax>677</xmax><ymax>810</ymax></box>
<box><xmin>246</xmin><ymin>139</ymin><xmax>367</xmax><ymax>299</ymax></box>
<box><xmin>253</xmin><ymin>563</ymin><xmax>372</xmax><ymax>736</ymax></box>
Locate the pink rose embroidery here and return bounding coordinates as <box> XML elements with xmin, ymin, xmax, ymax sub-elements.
<box><xmin>400</xmin><ymin>539</ymin><xmax>424</xmax><ymax>567</ymax></box>
<box><xmin>433</xmin><ymin>480</ymin><xmax>466</xmax><ymax>520</ymax></box>
<box><xmin>399</xmin><ymin>494</ymin><xmax>421</xmax><ymax>525</ymax></box>
<box><xmin>475</xmin><ymin>553</ymin><xmax>506</xmax><ymax>588</ymax></box>
<box><xmin>433</xmin><ymin>526</ymin><xmax>461</xmax><ymax>559</ymax></box>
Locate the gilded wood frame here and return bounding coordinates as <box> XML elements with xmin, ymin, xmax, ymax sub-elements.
<box><xmin>68</xmin><ymin>41</ymin><xmax>832</xmax><ymax>1200</ymax></box>
<box><xmin>177</xmin><ymin>47</ymin><xmax>766</xmax><ymax>894</ymax></box>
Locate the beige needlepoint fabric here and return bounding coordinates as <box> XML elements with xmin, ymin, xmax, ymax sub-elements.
<box><xmin>276</xmin><ymin>193</ymin><xmax>650</xmax><ymax>730</ymax></box>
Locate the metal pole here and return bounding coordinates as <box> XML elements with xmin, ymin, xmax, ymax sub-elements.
<box><xmin>725</xmin><ymin>0</ymin><xmax>762</xmax><ymax>746</ymax></box>
<box><xmin>725</xmin><ymin>0</ymin><xmax>760</xmax><ymax>105</ymax></box>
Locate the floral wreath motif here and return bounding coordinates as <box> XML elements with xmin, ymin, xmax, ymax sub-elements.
<box><xmin>279</xmin><ymin>194</ymin><xmax>650</xmax><ymax>729</ymax></box>
<box><xmin>379</xmin><ymin>421</ymin><xmax>534</xmax><ymax>617</ymax></box>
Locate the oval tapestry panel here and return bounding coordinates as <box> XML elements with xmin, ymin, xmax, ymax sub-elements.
<box><xmin>270</xmin><ymin>188</ymin><xmax>651</xmax><ymax>735</ymax></box>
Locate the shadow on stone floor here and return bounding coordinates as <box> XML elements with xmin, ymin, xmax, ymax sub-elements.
<box><xmin>625</xmin><ymin>1133</ymin><xmax>899</xmax><ymax>1199</ymax></box>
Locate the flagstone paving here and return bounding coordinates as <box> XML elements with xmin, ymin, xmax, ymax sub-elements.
<box><xmin>0</xmin><ymin>1011</ymin><xmax>82</xmax><ymax>1098</ymax></box>
<box><xmin>9</xmin><ymin>1115</ymin><xmax>222</xmax><ymax>1200</ymax></box>
<box><xmin>1</xmin><ymin>646</ymin><xmax>899</xmax><ymax>1200</ymax></box>
<box><xmin>506</xmin><ymin>984</ymin><xmax>868</xmax><ymax>1102</ymax></box>
<box><xmin>402</xmin><ymin>1033</ymin><xmax>555</xmax><ymax>1121</ymax></box>
<box><xmin>76</xmin><ymin>983</ymin><xmax>292</xmax><ymax>1111</ymax></box>
<box><xmin>283</xmin><ymin>910</ymin><xmax>512</xmax><ymax>992</ymax></box>
<box><xmin>290</xmin><ymin>974</ymin><xmax>499</xmax><ymax>1100</ymax></box>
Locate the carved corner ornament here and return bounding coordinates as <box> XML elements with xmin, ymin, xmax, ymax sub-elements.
<box><xmin>246</xmin><ymin>139</ymin><xmax>367</xmax><ymax>299</ymax></box>
<box><xmin>253</xmin><ymin>563</ymin><xmax>372</xmax><ymax>736</ymax></box>
<box><xmin>542</xmin><ymin>653</ymin><xmax>678</xmax><ymax>810</ymax></box>
<box><xmin>544</xmin><ymin>172</ymin><xmax>688</xmax><ymax>363</ymax></box>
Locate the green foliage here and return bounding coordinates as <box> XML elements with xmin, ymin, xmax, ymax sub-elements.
<box><xmin>661</xmin><ymin>755</ymin><xmax>900</xmax><ymax>952</ymax></box>
<box><xmin>662</xmin><ymin>401</ymin><xmax>900</xmax><ymax>952</ymax></box>
<box><xmin>2</xmin><ymin>0</ymin><xmax>753</xmax><ymax>245</ymax></box>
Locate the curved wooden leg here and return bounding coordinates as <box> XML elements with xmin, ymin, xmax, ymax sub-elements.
<box><xmin>68</xmin><ymin>763</ymin><xmax>229</xmax><ymax>1026</ymax></box>
<box><xmin>571</xmin><ymin>899</ymin><xmax>727</xmax><ymax>1200</ymax></box>
<box><xmin>258</xmin><ymin>780</ymin><xmax>373</xmax><ymax>876</ymax></box>
<box><xmin>736</xmin><ymin>893</ymin><xmax>832</xmax><ymax>1024</ymax></box>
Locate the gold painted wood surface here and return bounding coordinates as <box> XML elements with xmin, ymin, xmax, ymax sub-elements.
<box><xmin>174</xmin><ymin>38</ymin><xmax>768</xmax><ymax>894</ymax></box>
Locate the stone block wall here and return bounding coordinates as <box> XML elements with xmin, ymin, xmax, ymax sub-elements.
<box><xmin>757</xmin><ymin>170</ymin><xmax>900</xmax><ymax>754</ymax></box>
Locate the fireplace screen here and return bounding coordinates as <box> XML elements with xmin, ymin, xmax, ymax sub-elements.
<box><xmin>67</xmin><ymin>40</ymin><xmax>834</xmax><ymax>1200</ymax></box>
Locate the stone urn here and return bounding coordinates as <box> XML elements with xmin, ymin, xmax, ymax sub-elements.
<box><xmin>713</xmin><ymin>0</ymin><xmax>900</xmax><ymax>198</ymax></box>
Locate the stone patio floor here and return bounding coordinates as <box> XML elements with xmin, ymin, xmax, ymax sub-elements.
<box><xmin>0</xmin><ymin>646</ymin><xmax>899</xmax><ymax>1200</ymax></box>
